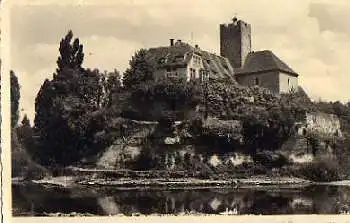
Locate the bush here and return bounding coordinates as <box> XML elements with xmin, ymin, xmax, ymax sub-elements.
<box><xmin>12</xmin><ymin>131</ymin><xmax>50</xmax><ymax>180</ymax></box>
<box><xmin>297</xmin><ymin>156</ymin><xmax>341</xmax><ymax>182</ymax></box>
<box><xmin>253</xmin><ymin>151</ymin><xmax>289</xmax><ymax>169</ymax></box>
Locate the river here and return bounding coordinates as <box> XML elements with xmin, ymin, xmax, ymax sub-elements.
<box><xmin>12</xmin><ymin>182</ymin><xmax>350</xmax><ymax>216</ymax></box>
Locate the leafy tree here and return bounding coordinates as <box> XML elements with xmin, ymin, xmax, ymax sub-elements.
<box><xmin>34</xmin><ymin>31</ymin><xmax>106</xmax><ymax>166</ymax></box>
<box><xmin>197</xmin><ymin>80</ymin><xmax>305</xmax><ymax>153</ymax></box>
<box><xmin>56</xmin><ymin>30</ymin><xmax>84</xmax><ymax>74</ymax></box>
<box><xmin>122</xmin><ymin>49</ymin><xmax>154</xmax><ymax>89</ymax></box>
<box><xmin>78</xmin><ymin>68</ymin><xmax>104</xmax><ymax>109</ymax></box>
<box><xmin>10</xmin><ymin>70</ymin><xmax>20</xmax><ymax>128</ymax></box>
<box><xmin>123</xmin><ymin>77</ymin><xmax>201</xmax><ymax>121</ymax></box>
<box><xmin>102</xmin><ymin>69</ymin><xmax>122</xmax><ymax>108</ymax></box>
<box><xmin>16</xmin><ymin>114</ymin><xmax>38</xmax><ymax>161</ymax></box>
<box><xmin>34</xmin><ymin>79</ymin><xmax>56</xmax><ymax>132</ymax></box>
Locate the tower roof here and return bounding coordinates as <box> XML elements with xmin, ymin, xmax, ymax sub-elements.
<box><xmin>235</xmin><ymin>50</ymin><xmax>298</xmax><ymax>76</ymax></box>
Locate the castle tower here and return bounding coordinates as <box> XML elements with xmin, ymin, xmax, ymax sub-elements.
<box><xmin>220</xmin><ymin>17</ymin><xmax>252</xmax><ymax>68</ymax></box>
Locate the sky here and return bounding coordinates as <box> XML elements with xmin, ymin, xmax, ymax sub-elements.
<box><xmin>9</xmin><ymin>0</ymin><xmax>350</xmax><ymax>123</ymax></box>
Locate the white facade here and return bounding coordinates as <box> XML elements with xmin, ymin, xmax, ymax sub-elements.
<box><xmin>186</xmin><ymin>53</ymin><xmax>204</xmax><ymax>81</ymax></box>
<box><xmin>279</xmin><ymin>72</ymin><xmax>298</xmax><ymax>94</ymax></box>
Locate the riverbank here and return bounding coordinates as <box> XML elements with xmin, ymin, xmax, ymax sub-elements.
<box><xmin>13</xmin><ymin>175</ymin><xmax>312</xmax><ymax>189</ymax></box>
<box><xmin>13</xmin><ymin>165</ymin><xmax>350</xmax><ymax>189</ymax></box>
<box><xmin>41</xmin><ymin>211</ymin><xmax>350</xmax><ymax>217</ymax></box>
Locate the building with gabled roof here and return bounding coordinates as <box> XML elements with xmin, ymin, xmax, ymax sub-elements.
<box><xmin>144</xmin><ymin>16</ymin><xmax>301</xmax><ymax>94</ymax></box>
<box><xmin>219</xmin><ymin>17</ymin><xmax>300</xmax><ymax>94</ymax></box>
<box><xmin>145</xmin><ymin>39</ymin><xmax>235</xmax><ymax>82</ymax></box>
<box><xmin>234</xmin><ymin>50</ymin><xmax>299</xmax><ymax>94</ymax></box>
<box><xmin>235</xmin><ymin>50</ymin><xmax>298</xmax><ymax>76</ymax></box>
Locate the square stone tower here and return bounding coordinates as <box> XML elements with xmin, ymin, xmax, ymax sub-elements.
<box><xmin>220</xmin><ymin>17</ymin><xmax>252</xmax><ymax>68</ymax></box>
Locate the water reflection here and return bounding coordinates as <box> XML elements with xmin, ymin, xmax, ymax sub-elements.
<box><xmin>12</xmin><ymin>183</ymin><xmax>350</xmax><ymax>216</ymax></box>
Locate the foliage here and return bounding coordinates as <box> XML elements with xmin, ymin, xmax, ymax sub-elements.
<box><xmin>123</xmin><ymin>77</ymin><xmax>201</xmax><ymax>121</ymax></box>
<box><xmin>333</xmin><ymin>137</ymin><xmax>350</xmax><ymax>178</ymax></box>
<box><xmin>16</xmin><ymin>115</ymin><xmax>38</xmax><ymax>161</ymax></box>
<box><xmin>121</xmin><ymin>49</ymin><xmax>202</xmax><ymax>121</ymax></box>
<box><xmin>34</xmin><ymin>31</ymin><xmax>108</xmax><ymax>166</ymax></box>
<box><xmin>297</xmin><ymin>156</ymin><xmax>341</xmax><ymax>182</ymax></box>
<box><xmin>122</xmin><ymin>49</ymin><xmax>154</xmax><ymax>89</ymax></box>
<box><xmin>313</xmin><ymin>100</ymin><xmax>350</xmax><ymax>170</ymax></box>
<box><xmin>11</xmin><ymin>70</ymin><xmax>20</xmax><ymax>128</ymax></box>
<box><xmin>56</xmin><ymin>30</ymin><xmax>84</xmax><ymax>74</ymax></box>
<box><xmin>199</xmin><ymin>80</ymin><xmax>306</xmax><ymax>154</ymax></box>
<box><xmin>101</xmin><ymin>69</ymin><xmax>122</xmax><ymax>108</ymax></box>
<box><xmin>315</xmin><ymin>100</ymin><xmax>350</xmax><ymax>135</ymax></box>
<box><xmin>34</xmin><ymin>70</ymin><xmax>107</xmax><ymax>165</ymax></box>
<box><xmin>29</xmin><ymin>30</ymin><xmax>350</xmax><ymax>174</ymax></box>
<box><xmin>252</xmin><ymin>151</ymin><xmax>289</xmax><ymax>169</ymax></box>
<box><xmin>12</xmin><ymin>130</ymin><xmax>49</xmax><ymax>180</ymax></box>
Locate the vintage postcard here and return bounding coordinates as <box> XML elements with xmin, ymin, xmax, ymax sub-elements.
<box><xmin>2</xmin><ymin>0</ymin><xmax>350</xmax><ymax>222</ymax></box>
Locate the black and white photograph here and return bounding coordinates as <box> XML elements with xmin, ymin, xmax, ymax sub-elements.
<box><xmin>4</xmin><ymin>0</ymin><xmax>350</xmax><ymax>221</ymax></box>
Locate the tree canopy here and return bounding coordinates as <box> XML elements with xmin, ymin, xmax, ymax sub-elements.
<box><xmin>11</xmin><ymin>70</ymin><xmax>20</xmax><ymax>128</ymax></box>
<box><xmin>122</xmin><ymin>49</ymin><xmax>154</xmax><ymax>89</ymax></box>
<box><xmin>56</xmin><ymin>30</ymin><xmax>84</xmax><ymax>74</ymax></box>
<box><xmin>34</xmin><ymin>31</ymin><xmax>107</xmax><ymax>165</ymax></box>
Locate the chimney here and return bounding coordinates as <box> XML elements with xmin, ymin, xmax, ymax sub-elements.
<box><xmin>195</xmin><ymin>44</ymin><xmax>199</xmax><ymax>49</ymax></box>
<box><xmin>232</xmin><ymin>16</ymin><xmax>238</xmax><ymax>25</ymax></box>
<box><xmin>177</xmin><ymin>39</ymin><xmax>182</xmax><ymax>43</ymax></box>
<box><xmin>170</xmin><ymin>38</ymin><xmax>174</xmax><ymax>46</ymax></box>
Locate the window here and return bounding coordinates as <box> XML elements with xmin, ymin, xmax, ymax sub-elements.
<box><xmin>166</xmin><ymin>68</ymin><xmax>178</xmax><ymax>78</ymax></box>
<box><xmin>254</xmin><ymin>77</ymin><xmax>259</xmax><ymax>85</ymax></box>
<box><xmin>174</xmin><ymin>55</ymin><xmax>183</xmax><ymax>62</ymax></box>
<box><xmin>288</xmin><ymin>78</ymin><xmax>291</xmax><ymax>90</ymax></box>
<box><xmin>200</xmin><ymin>70</ymin><xmax>204</xmax><ymax>82</ymax></box>
<box><xmin>192</xmin><ymin>55</ymin><xmax>201</xmax><ymax>66</ymax></box>
<box><xmin>200</xmin><ymin>70</ymin><xmax>209</xmax><ymax>82</ymax></box>
<box><xmin>302</xmin><ymin>128</ymin><xmax>307</xmax><ymax>136</ymax></box>
<box><xmin>167</xmin><ymin>72</ymin><xmax>178</xmax><ymax>78</ymax></box>
<box><xmin>190</xmin><ymin>68</ymin><xmax>196</xmax><ymax>80</ymax></box>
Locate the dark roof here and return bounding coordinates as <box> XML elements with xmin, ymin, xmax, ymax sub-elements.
<box><xmin>235</xmin><ymin>50</ymin><xmax>298</xmax><ymax>76</ymax></box>
<box><xmin>146</xmin><ymin>42</ymin><xmax>193</xmax><ymax>68</ymax></box>
<box><xmin>145</xmin><ymin>42</ymin><xmax>235</xmax><ymax>80</ymax></box>
<box><xmin>201</xmin><ymin>51</ymin><xmax>234</xmax><ymax>79</ymax></box>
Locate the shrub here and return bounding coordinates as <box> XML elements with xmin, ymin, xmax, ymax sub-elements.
<box><xmin>12</xmin><ymin>132</ymin><xmax>50</xmax><ymax>180</ymax></box>
<box><xmin>297</xmin><ymin>156</ymin><xmax>341</xmax><ymax>182</ymax></box>
<box><xmin>253</xmin><ymin>151</ymin><xmax>289</xmax><ymax>169</ymax></box>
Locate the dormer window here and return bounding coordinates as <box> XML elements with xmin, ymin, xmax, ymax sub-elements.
<box><xmin>174</xmin><ymin>55</ymin><xmax>183</xmax><ymax>62</ymax></box>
